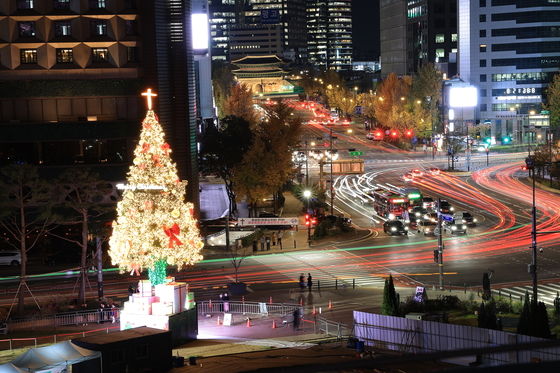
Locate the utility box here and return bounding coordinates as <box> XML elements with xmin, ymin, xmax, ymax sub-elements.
<box><xmin>405</xmin><ymin>313</ymin><xmax>426</xmax><ymax>321</ymax></box>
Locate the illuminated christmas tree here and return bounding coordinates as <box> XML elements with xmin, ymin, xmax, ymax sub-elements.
<box><xmin>109</xmin><ymin>89</ymin><xmax>203</xmax><ymax>285</ymax></box>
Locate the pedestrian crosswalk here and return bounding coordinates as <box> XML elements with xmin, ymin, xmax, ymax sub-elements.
<box><xmin>492</xmin><ymin>283</ymin><xmax>560</xmax><ymax>306</ymax></box>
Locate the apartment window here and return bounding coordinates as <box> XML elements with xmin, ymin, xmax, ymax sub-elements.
<box><xmin>90</xmin><ymin>0</ymin><xmax>106</xmax><ymax>9</ymax></box>
<box><xmin>480</xmin><ymin>44</ymin><xmax>487</xmax><ymax>52</ymax></box>
<box><xmin>92</xmin><ymin>20</ymin><xmax>107</xmax><ymax>36</ymax></box>
<box><xmin>435</xmin><ymin>34</ymin><xmax>445</xmax><ymax>43</ymax></box>
<box><xmin>451</xmin><ymin>33</ymin><xmax>458</xmax><ymax>42</ymax></box>
<box><xmin>480</xmin><ymin>104</ymin><xmax>487</xmax><ymax>112</ymax></box>
<box><xmin>18</xmin><ymin>22</ymin><xmax>36</xmax><ymax>37</ymax></box>
<box><xmin>20</xmin><ymin>49</ymin><xmax>37</xmax><ymax>64</ymax></box>
<box><xmin>53</xmin><ymin>0</ymin><xmax>70</xmax><ymax>9</ymax></box>
<box><xmin>127</xmin><ymin>47</ymin><xmax>138</xmax><ymax>62</ymax></box>
<box><xmin>54</xmin><ymin>21</ymin><xmax>71</xmax><ymax>36</ymax></box>
<box><xmin>479</xmin><ymin>0</ymin><xmax>486</xmax><ymax>6</ymax></box>
<box><xmin>481</xmin><ymin>89</ymin><xmax>487</xmax><ymax>98</ymax></box>
<box><xmin>480</xmin><ymin>30</ymin><xmax>486</xmax><ymax>37</ymax></box>
<box><xmin>17</xmin><ymin>0</ymin><xmax>34</xmax><ymax>9</ymax></box>
<box><xmin>435</xmin><ymin>49</ymin><xmax>445</xmax><ymax>58</ymax></box>
<box><xmin>56</xmin><ymin>49</ymin><xmax>73</xmax><ymax>63</ymax></box>
<box><xmin>480</xmin><ymin>59</ymin><xmax>487</xmax><ymax>67</ymax></box>
<box><xmin>479</xmin><ymin>14</ymin><xmax>486</xmax><ymax>22</ymax></box>
<box><xmin>480</xmin><ymin>74</ymin><xmax>487</xmax><ymax>82</ymax></box>
<box><xmin>125</xmin><ymin>20</ymin><xmax>137</xmax><ymax>35</ymax></box>
<box><xmin>92</xmin><ymin>48</ymin><xmax>108</xmax><ymax>62</ymax></box>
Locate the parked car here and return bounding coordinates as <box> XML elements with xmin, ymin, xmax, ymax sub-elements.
<box><xmin>383</xmin><ymin>220</ymin><xmax>408</xmax><ymax>236</ymax></box>
<box><xmin>0</xmin><ymin>251</ymin><xmax>21</xmax><ymax>266</ymax></box>
<box><xmin>319</xmin><ymin>215</ymin><xmax>352</xmax><ymax>226</ymax></box>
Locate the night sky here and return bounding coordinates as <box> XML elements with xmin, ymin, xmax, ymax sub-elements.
<box><xmin>352</xmin><ymin>0</ymin><xmax>380</xmax><ymax>60</ymax></box>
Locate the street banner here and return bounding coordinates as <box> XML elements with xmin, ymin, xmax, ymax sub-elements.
<box><xmin>238</xmin><ymin>217</ymin><xmax>299</xmax><ymax>226</ymax></box>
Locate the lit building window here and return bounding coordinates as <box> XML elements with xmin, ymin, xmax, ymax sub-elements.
<box><xmin>480</xmin><ymin>44</ymin><xmax>487</xmax><ymax>52</ymax></box>
<box><xmin>56</xmin><ymin>48</ymin><xmax>73</xmax><ymax>63</ymax></box>
<box><xmin>92</xmin><ymin>48</ymin><xmax>108</xmax><ymax>62</ymax></box>
<box><xmin>90</xmin><ymin>0</ymin><xmax>106</xmax><ymax>9</ymax></box>
<box><xmin>92</xmin><ymin>20</ymin><xmax>107</xmax><ymax>36</ymax></box>
<box><xmin>17</xmin><ymin>0</ymin><xmax>34</xmax><ymax>9</ymax></box>
<box><xmin>435</xmin><ymin>49</ymin><xmax>445</xmax><ymax>58</ymax></box>
<box><xmin>53</xmin><ymin>0</ymin><xmax>70</xmax><ymax>9</ymax></box>
<box><xmin>20</xmin><ymin>49</ymin><xmax>37</xmax><ymax>64</ymax></box>
<box><xmin>54</xmin><ymin>21</ymin><xmax>71</xmax><ymax>36</ymax></box>
<box><xmin>435</xmin><ymin>34</ymin><xmax>445</xmax><ymax>43</ymax></box>
<box><xmin>451</xmin><ymin>33</ymin><xmax>458</xmax><ymax>42</ymax></box>
<box><xmin>18</xmin><ymin>22</ymin><xmax>36</xmax><ymax>37</ymax></box>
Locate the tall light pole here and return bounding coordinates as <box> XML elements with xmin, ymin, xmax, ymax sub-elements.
<box><xmin>305</xmin><ymin>140</ymin><xmax>309</xmax><ymax>186</ymax></box>
<box><xmin>329</xmin><ymin>127</ymin><xmax>334</xmax><ymax>215</ymax></box>
<box><xmin>303</xmin><ymin>189</ymin><xmax>312</xmax><ymax>242</ymax></box>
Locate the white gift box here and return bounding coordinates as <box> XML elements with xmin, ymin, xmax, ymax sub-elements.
<box><xmin>151</xmin><ymin>302</ymin><xmax>173</xmax><ymax>316</ymax></box>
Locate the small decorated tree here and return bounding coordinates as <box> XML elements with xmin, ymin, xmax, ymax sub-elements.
<box><xmin>109</xmin><ymin>89</ymin><xmax>204</xmax><ymax>285</ymax></box>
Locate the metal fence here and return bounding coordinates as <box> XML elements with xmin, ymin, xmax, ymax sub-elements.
<box><xmin>316</xmin><ymin>316</ymin><xmax>351</xmax><ymax>339</ymax></box>
<box><xmin>6</xmin><ymin>309</ymin><xmax>120</xmax><ymax>331</ymax></box>
<box><xmin>197</xmin><ymin>300</ymin><xmax>299</xmax><ymax>316</ymax></box>
<box><xmin>353</xmin><ymin>311</ymin><xmax>560</xmax><ymax>366</ymax></box>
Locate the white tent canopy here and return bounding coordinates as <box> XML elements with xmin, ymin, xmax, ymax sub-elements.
<box><xmin>11</xmin><ymin>340</ymin><xmax>100</xmax><ymax>373</ymax></box>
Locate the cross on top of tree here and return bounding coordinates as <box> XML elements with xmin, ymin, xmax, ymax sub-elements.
<box><xmin>141</xmin><ymin>88</ymin><xmax>158</xmax><ymax>110</ymax></box>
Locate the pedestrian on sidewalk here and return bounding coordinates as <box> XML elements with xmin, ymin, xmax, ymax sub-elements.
<box><xmin>277</xmin><ymin>231</ymin><xmax>283</xmax><ymax>250</ymax></box>
<box><xmin>252</xmin><ymin>240</ymin><xmax>257</xmax><ymax>253</ymax></box>
<box><xmin>260</xmin><ymin>236</ymin><xmax>265</xmax><ymax>251</ymax></box>
<box><xmin>307</xmin><ymin>273</ymin><xmax>313</xmax><ymax>291</ymax></box>
<box><xmin>299</xmin><ymin>273</ymin><xmax>305</xmax><ymax>290</ymax></box>
<box><xmin>293</xmin><ymin>308</ymin><xmax>300</xmax><ymax>331</ymax></box>
<box><xmin>272</xmin><ymin>232</ymin><xmax>277</xmax><ymax>246</ymax></box>
<box><xmin>266</xmin><ymin>236</ymin><xmax>271</xmax><ymax>250</ymax></box>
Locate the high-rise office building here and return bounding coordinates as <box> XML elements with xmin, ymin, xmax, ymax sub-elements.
<box><xmin>458</xmin><ymin>0</ymin><xmax>560</xmax><ymax>142</ymax></box>
<box><xmin>307</xmin><ymin>0</ymin><xmax>353</xmax><ymax>71</ymax></box>
<box><xmin>208</xmin><ymin>0</ymin><xmax>237</xmax><ymax>60</ymax></box>
<box><xmin>0</xmin><ymin>0</ymin><xmax>200</xmax><ymax>209</ymax></box>
<box><xmin>406</xmin><ymin>0</ymin><xmax>457</xmax><ymax>76</ymax></box>
<box><xmin>380</xmin><ymin>0</ymin><xmax>457</xmax><ymax>77</ymax></box>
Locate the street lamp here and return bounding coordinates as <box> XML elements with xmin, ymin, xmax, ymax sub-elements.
<box><xmin>303</xmin><ymin>189</ymin><xmax>312</xmax><ymax>242</ymax></box>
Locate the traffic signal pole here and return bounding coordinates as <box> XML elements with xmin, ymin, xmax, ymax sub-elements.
<box><xmin>437</xmin><ymin>198</ymin><xmax>444</xmax><ymax>290</ymax></box>
<box><xmin>531</xmin><ymin>167</ymin><xmax>538</xmax><ymax>302</ymax></box>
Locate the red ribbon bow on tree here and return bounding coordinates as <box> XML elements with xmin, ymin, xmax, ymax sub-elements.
<box><xmin>163</xmin><ymin>223</ymin><xmax>183</xmax><ymax>248</ymax></box>
<box><xmin>161</xmin><ymin>143</ymin><xmax>171</xmax><ymax>155</ymax></box>
<box><xmin>141</xmin><ymin>142</ymin><xmax>151</xmax><ymax>153</ymax></box>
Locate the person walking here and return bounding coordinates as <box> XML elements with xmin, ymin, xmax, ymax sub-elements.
<box><xmin>299</xmin><ymin>273</ymin><xmax>305</xmax><ymax>291</ymax></box>
<box><xmin>307</xmin><ymin>273</ymin><xmax>313</xmax><ymax>291</ymax></box>
<box><xmin>292</xmin><ymin>308</ymin><xmax>300</xmax><ymax>330</ymax></box>
<box><xmin>277</xmin><ymin>231</ymin><xmax>283</xmax><ymax>249</ymax></box>
<box><xmin>272</xmin><ymin>232</ymin><xmax>277</xmax><ymax>246</ymax></box>
<box><xmin>266</xmin><ymin>236</ymin><xmax>271</xmax><ymax>250</ymax></box>
<box><xmin>260</xmin><ymin>236</ymin><xmax>265</xmax><ymax>251</ymax></box>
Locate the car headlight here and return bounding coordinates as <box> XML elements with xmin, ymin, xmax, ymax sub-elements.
<box><xmin>405</xmin><ymin>219</ymin><xmax>410</xmax><ymax>223</ymax></box>
<box><xmin>388</xmin><ymin>213</ymin><xmax>395</xmax><ymax>220</ymax></box>
<box><xmin>404</xmin><ymin>226</ymin><xmax>409</xmax><ymax>230</ymax></box>
<box><xmin>415</xmin><ymin>212</ymin><xmax>421</xmax><ymax>217</ymax></box>
<box><xmin>473</xmin><ymin>218</ymin><xmax>477</xmax><ymax>222</ymax></box>
<box><xmin>462</xmin><ymin>219</ymin><xmax>466</xmax><ymax>223</ymax></box>
<box><xmin>450</xmin><ymin>207</ymin><xmax>455</xmax><ymax>211</ymax></box>
<box><xmin>424</xmin><ymin>214</ymin><xmax>430</xmax><ymax>220</ymax></box>
<box><xmin>425</xmin><ymin>228</ymin><xmax>430</xmax><ymax>233</ymax></box>
<box><xmin>451</xmin><ymin>226</ymin><xmax>457</xmax><ymax>231</ymax></box>
<box><xmin>463</xmin><ymin>225</ymin><xmax>467</xmax><ymax>229</ymax></box>
<box><xmin>391</xmin><ymin>227</ymin><xmax>397</xmax><ymax>231</ymax></box>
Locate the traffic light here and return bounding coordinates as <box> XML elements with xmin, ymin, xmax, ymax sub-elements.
<box><xmin>502</xmin><ymin>136</ymin><xmax>511</xmax><ymax>144</ymax></box>
<box><xmin>305</xmin><ymin>214</ymin><xmax>311</xmax><ymax>226</ymax></box>
<box><xmin>433</xmin><ymin>250</ymin><xmax>439</xmax><ymax>263</ymax></box>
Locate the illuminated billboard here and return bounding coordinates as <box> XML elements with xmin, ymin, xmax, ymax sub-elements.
<box><xmin>449</xmin><ymin>86</ymin><xmax>478</xmax><ymax>108</ymax></box>
<box><xmin>191</xmin><ymin>13</ymin><xmax>209</xmax><ymax>51</ymax></box>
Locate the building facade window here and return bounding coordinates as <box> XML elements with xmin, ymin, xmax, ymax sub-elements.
<box><xmin>53</xmin><ymin>0</ymin><xmax>70</xmax><ymax>9</ymax></box>
<box><xmin>435</xmin><ymin>34</ymin><xmax>445</xmax><ymax>43</ymax></box>
<box><xmin>92</xmin><ymin>48</ymin><xmax>108</xmax><ymax>62</ymax></box>
<box><xmin>90</xmin><ymin>0</ymin><xmax>106</xmax><ymax>9</ymax></box>
<box><xmin>479</xmin><ymin>44</ymin><xmax>487</xmax><ymax>52</ymax></box>
<box><xmin>435</xmin><ymin>49</ymin><xmax>445</xmax><ymax>58</ymax></box>
<box><xmin>17</xmin><ymin>0</ymin><xmax>34</xmax><ymax>9</ymax></box>
<box><xmin>20</xmin><ymin>49</ymin><xmax>37</xmax><ymax>64</ymax></box>
<box><xmin>480</xmin><ymin>104</ymin><xmax>487</xmax><ymax>112</ymax></box>
<box><xmin>125</xmin><ymin>20</ymin><xmax>137</xmax><ymax>35</ymax></box>
<box><xmin>480</xmin><ymin>59</ymin><xmax>486</xmax><ymax>67</ymax></box>
<box><xmin>54</xmin><ymin>21</ymin><xmax>71</xmax><ymax>36</ymax></box>
<box><xmin>479</xmin><ymin>0</ymin><xmax>486</xmax><ymax>7</ymax></box>
<box><xmin>481</xmin><ymin>89</ymin><xmax>487</xmax><ymax>97</ymax></box>
<box><xmin>479</xmin><ymin>14</ymin><xmax>486</xmax><ymax>22</ymax></box>
<box><xmin>56</xmin><ymin>48</ymin><xmax>73</xmax><ymax>63</ymax></box>
<box><xmin>18</xmin><ymin>22</ymin><xmax>36</xmax><ymax>37</ymax></box>
<box><xmin>127</xmin><ymin>47</ymin><xmax>137</xmax><ymax>62</ymax></box>
<box><xmin>92</xmin><ymin>20</ymin><xmax>107</xmax><ymax>36</ymax></box>
<box><xmin>480</xmin><ymin>29</ymin><xmax>486</xmax><ymax>37</ymax></box>
<box><xmin>480</xmin><ymin>74</ymin><xmax>487</xmax><ymax>82</ymax></box>
<box><xmin>451</xmin><ymin>33</ymin><xmax>458</xmax><ymax>42</ymax></box>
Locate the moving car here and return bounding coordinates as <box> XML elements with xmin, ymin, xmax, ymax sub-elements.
<box><xmin>453</xmin><ymin>211</ymin><xmax>477</xmax><ymax>226</ymax></box>
<box><xmin>438</xmin><ymin>200</ymin><xmax>454</xmax><ymax>214</ymax></box>
<box><xmin>429</xmin><ymin>167</ymin><xmax>441</xmax><ymax>175</ymax></box>
<box><xmin>383</xmin><ymin>220</ymin><xmax>408</xmax><ymax>236</ymax></box>
<box><xmin>0</xmin><ymin>251</ymin><xmax>21</xmax><ymax>266</ymax></box>
<box><xmin>411</xmin><ymin>169</ymin><xmax>424</xmax><ymax>177</ymax></box>
<box><xmin>422</xmin><ymin>197</ymin><xmax>436</xmax><ymax>210</ymax></box>
<box><xmin>409</xmin><ymin>206</ymin><xmax>428</xmax><ymax>220</ymax></box>
<box><xmin>444</xmin><ymin>220</ymin><xmax>468</xmax><ymax>235</ymax></box>
<box><xmin>416</xmin><ymin>220</ymin><xmax>437</xmax><ymax>236</ymax></box>
<box><xmin>403</xmin><ymin>172</ymin><xmax>414</xmax><ymax>182</ymax></box>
